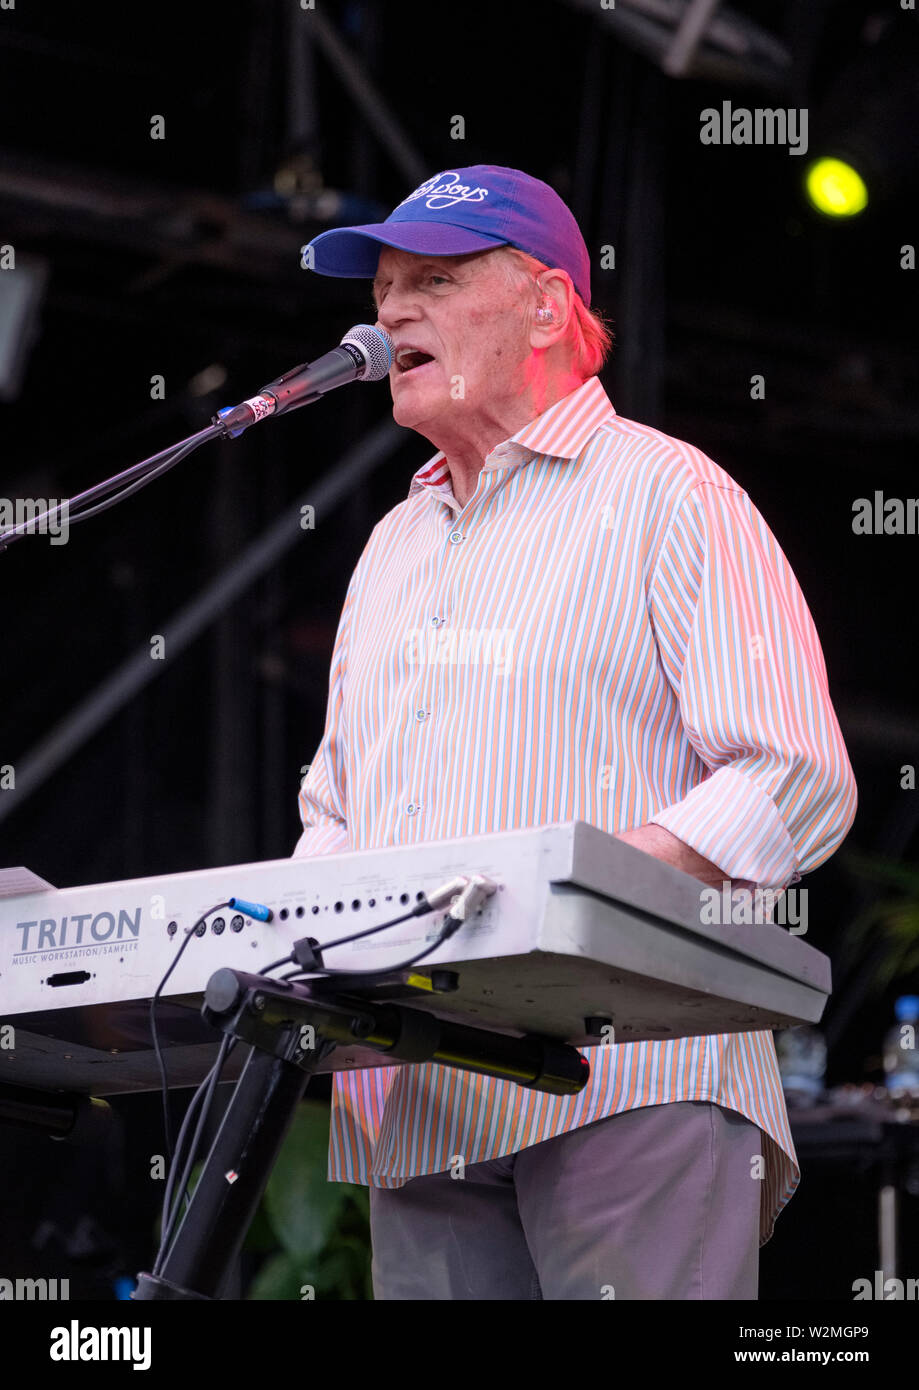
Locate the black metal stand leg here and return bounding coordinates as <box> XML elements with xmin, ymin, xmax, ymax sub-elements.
<box><xmin>134</xmin><ymin>1045</ymin><xmax>317</xmax><ymax>1301</ymax></box>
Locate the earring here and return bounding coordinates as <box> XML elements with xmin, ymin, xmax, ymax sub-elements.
<box><xmin>536</xmin><ymin>303</ymin><xmax>556</xmax><ymax>322</ymax></box>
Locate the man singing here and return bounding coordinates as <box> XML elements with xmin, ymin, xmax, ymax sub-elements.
<box><xmin>293</xmin><ymin>165</ymin><xmax>857</xmax><ymax>1300</ymax></box>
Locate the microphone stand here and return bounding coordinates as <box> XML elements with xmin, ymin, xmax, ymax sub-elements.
<box><xmin>0</xmin><ymin>332</ymin><xmax>386</xmax><ymax>556</ymax></box>
<box><xmin>0</xmin><ymin>422</ymin><xmax>226</xmax><ymax>556</ymax></box>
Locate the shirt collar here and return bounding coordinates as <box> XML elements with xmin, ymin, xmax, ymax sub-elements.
<box><xmin>407</xmin><ymin>375</ymin><xmax>616</xmax><ymax>502</ymax></box>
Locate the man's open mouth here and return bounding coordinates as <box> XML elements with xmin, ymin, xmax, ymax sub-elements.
<box><xmin>395</xmin><ymin>348</ymin><xmax>436</xmax><ymax>374</ymax></box>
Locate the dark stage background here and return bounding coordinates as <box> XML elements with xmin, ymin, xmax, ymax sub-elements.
<box><xmin>0</xmin><ymin>0</ymin><xmax>917</xmax><ymax>1303</ymax></box>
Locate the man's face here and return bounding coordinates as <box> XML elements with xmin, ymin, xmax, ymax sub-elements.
<box><xmin>372</xmin><ymin>246</ymin><xmax>532</xmax><ymax>437</ymax></box>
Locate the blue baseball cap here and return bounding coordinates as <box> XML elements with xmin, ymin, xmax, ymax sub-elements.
<box><xmin>304</xmin><ymin>165</ymin><xmax>592</xmax><ymax>306</ymax></box>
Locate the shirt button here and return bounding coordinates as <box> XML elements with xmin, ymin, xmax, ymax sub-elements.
<box><xmin>449</xmin><ymin>531</ymin><xmax>463</xmax><ymax>544</ymax></box>
<box><xmin>406</xmin><ymin>803</ymin><xmax>421</xmax><ymax>815</ymax></box>
<box><xmin>430</xmin><ymin>616</ymin><xmax>440</xmax><ymax>627</ymax></box>
<box><xmin>416</xmin><ymin>709</ymin><xmax>428</xmax><ymax>721</ymax></box>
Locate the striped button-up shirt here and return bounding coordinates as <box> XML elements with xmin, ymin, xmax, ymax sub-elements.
<box><xmin>293</xmin><ymin>374</ymin><xmax>857</xmax><ymax>1245</ymax></box>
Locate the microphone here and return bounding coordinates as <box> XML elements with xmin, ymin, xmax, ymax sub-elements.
<box><xmin>215</xmin><ymin>323</ymin><xmax>394</xmax><ymax>438</ymax></box>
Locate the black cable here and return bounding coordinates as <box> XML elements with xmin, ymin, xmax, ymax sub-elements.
<box><xmin>164</xmin><ymin>1038</ymin><xmax>240</xmax><ymax>1236</ymax></box>
<box><xmin>153</xmin><ymin>941</ymin><xmax>336</xmax><ymax>1274</ymax></box>
<box><xmin>73</xmin><ymin>424</ymin><xmax>219</xmax><ymax>503</ymax></box>
<box><xmin>151</xmin><ymin>914</ymin><xmax>309</xmax><ymax>1271</ymax></box>
<box><xmin>150</xmin><ymin>886</ymin><xmax>462</xmax><ymax>1269</ymax></box>
<box><xmin>0</xmin><ymin>423</ymin><xmax>221</xmax><ymax>551</ymax></box>
<box><xmin>63</xmin><ymin>437</ymin><xmax>207</xmax><ymax>528</ymax></box>
<box><xmin>283</xmin><ymin>914</ymin><xmax>461</xmax><ymax>983</ymax></box>
<box><xmin>150</xmin><ymin>900</ymin><xmax>232</xmax><ymax>1162</ymax></box>
<box><xmin>158</xmin><ymin>1041</ymin><xmax>232</xmax><ymax>1250</ymax></box>
<box><xmin>257</xmin><ymin>954</ymin><xmax>296</xmax><ymax>975</ymax></box>
<box><xmin>149</xmin><ymin>901</ymin><xmax>391</xmax><ymax>1252</ymax></box>
<box><xmin>255</xmin><ymin>904</ymin><xmax>435</xmax><ymax>982</ymax></box>
<box><xmin>153</xmin><ymin>1035</ymin><xmax>236</xmax><ymax>1277</ymax></box>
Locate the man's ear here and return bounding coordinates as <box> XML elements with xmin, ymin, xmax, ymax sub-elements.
<box><xmin>528</xmin><ymin>268</ymin><xmax>575</xmax><ymax>350</ymax></box>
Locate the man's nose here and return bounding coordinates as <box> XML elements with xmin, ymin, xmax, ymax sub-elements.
<box><xmin>376</xmin><ymin>287</ymin><xmax>422</xmax><ymax>331</ymax></box>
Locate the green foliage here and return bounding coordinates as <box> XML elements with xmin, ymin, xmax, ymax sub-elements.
<box><xmin>245</xmin><ymin>1097</ymin><xmax>373</xmax><ymax>1300</ymax></box>
<box><xmin>836</xmin><ymin>848</ymin><xmax>919</xmax><ymax>994</ymax></box>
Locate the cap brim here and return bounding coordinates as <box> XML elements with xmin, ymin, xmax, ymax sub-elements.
<box><xmin>306</xmin><ymin>221</ymin><xmax>509</xmax><ymax>277</ymax></box>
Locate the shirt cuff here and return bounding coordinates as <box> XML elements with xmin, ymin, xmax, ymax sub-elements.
<box><xmin>649</xmin><ymin>764</ymin><xmax>800</xmax><ymax>891</ymax></box>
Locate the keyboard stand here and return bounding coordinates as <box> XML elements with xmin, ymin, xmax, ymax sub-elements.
<box><xmin>133</xmin><ymin>965</ymin><xmax>588</xmax><ymax>1301</ymax></box>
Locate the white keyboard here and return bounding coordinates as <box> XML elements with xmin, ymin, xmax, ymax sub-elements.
<box><xmin>0</xmin><ymin>821</ymin><xmax>830</xmax><ymax>1094</ymax></box>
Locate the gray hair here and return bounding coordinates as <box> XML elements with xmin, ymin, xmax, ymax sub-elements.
<box><xmin>493</xmin><ymin>245</ymin><xmax>614</xmax><ymax>379</ymax></box>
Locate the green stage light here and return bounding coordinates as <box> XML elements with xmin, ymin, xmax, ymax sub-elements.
<box><xmin>805</xmin><ymin>157</ymin><xmax>869</xmax><ymax>218</ymax></box>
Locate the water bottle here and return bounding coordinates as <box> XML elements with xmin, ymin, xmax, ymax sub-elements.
<box><xmin>883</xmin><ymin>995</ymin><xmax>919</xmax><ymax>1095</ymax></box>
<box><xmin>775</xmin><ymin>1025</ymin><xmax>826</xmax><ymax>1105</ymax></box>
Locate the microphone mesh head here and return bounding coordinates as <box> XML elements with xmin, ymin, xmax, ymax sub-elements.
<box><xmin>340</xmin><ymin>324</ymin><xmax>394</xmax><ymax>382</ymax></box>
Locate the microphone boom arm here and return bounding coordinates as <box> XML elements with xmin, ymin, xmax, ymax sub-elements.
<box><xmin>0</xmin><ymin>326</ymin><xmax>394</xmax><ymax>555</ymax></box>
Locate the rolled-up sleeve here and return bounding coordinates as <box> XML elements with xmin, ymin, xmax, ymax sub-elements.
<box><xmin>647</xmin><ymin>480</ymin><xmax>857</xmax><ymax>891</ymax></box>
<box><xmin>292</xmin><ymin>561</ymin><xmax>362</xmax><ymax>859</ymax></box>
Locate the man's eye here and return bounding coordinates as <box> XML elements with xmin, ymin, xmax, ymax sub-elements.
<box><xmin>428</xmin><ymin>274</ymin><xmax>449</xmax><ymax>286</ymax></box>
